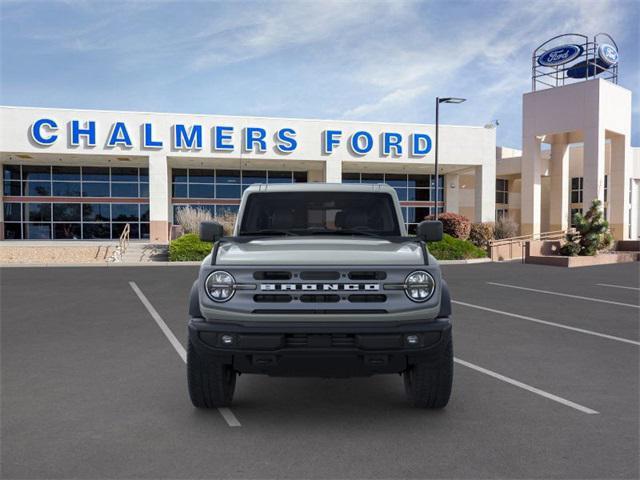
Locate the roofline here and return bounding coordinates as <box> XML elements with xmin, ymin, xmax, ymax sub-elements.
<box><xmin>0</xmin><ymin>105</ymin><xmax>489</xmax><ymax>130</ymax></box>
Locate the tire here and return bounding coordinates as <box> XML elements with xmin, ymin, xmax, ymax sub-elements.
<box><xmin>403</xmin><ymin>339</ymin><xmax>453</xmax><ymax>408</ymax></box>
<box><xmin>187</xmin><ymin>340</ymin><xmax>236</xmax><ymax>408</ymax></box>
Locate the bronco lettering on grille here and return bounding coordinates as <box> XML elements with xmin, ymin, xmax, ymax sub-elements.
<box><xmin>260</xmin><ymin>283</ymin><xmax>379</xmax><ymax>291</ymax></box>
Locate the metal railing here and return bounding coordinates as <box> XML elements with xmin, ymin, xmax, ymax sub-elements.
<box><xmin>489</xmin><ymin>229</ymin><xmax>572</xmax><ymax>262</ymax></box>
<box><xmin>106</xmin><ymin>223</ymin><xmax>131</xmax><ymax>263</ymax></box>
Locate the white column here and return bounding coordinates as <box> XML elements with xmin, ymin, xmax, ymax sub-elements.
<box><xmin>148</xmin><ymin>153</ymin><xmax>170</xmax><ymax>244</ymax></box>
<box><xmin>582</xmin><ymin>126</ymin><xmax>606</xmax><ymax>211</ymax></box>
<box><xmin>521</xmin><ymin>135</ymin><xmax>542</xmax><ymax>236</ymax></box>
<box><xmin>324</xmin><ymin>159</ymin><xmax>342</xmax><ymax>183</ymax></box>
<box><xmin>609</xmin><ymin>134</ymin><xmax>631</xmax><ymax>240</ymax></box>
<box><xmin>445</xmin><ymin>173</ymin><xmax>459</xmax><ymax>214</ymax></box>
<box><xmin>549</xmin><ymin>134</ymin><xmax>570</xmax><ymax>232</ymax></box>
<box><xmin>474</xmin><ymin>163</ymin><xmax>495</xmax><ymax>223</ymax></box>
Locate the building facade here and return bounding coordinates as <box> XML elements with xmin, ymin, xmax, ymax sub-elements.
<box><xmin>0</xmin><ymin>106</ymin><xmax>496</xmax><ymax>242</ymax></box>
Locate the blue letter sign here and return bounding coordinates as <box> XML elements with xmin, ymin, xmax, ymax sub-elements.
<box><xmin>275</xmin><ymin>128</ymin><xmax>297</xmax><ymax>153</ymax></box>
<box><xmin>173</xmin><ymin>124</ymin><xmax>203</xmax><ymax>150</ymax></box>
<box><xmin>411</xmin><ymin>133</ymin><xmax>432</xmax><ymax>156</ymax></box>
<box><xmin>107</xmin><ymin>122</ymin><xmax>132</xmax><ymax>148</ymax></box>
<box><xmin>70</xmin><ymin>120</ymin><xmax>96</xmax><ymax>147</ymax></box>
<box><xmin>30</xmin><ymin>118</ymin><xmax>58</xmax><ymax>145</ymax></box>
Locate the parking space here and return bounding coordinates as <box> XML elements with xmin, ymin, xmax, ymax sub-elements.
<box><xmin>1</xmin><ymin>262</ymin><xmax>638</xmax><ymax>479</ymax></box>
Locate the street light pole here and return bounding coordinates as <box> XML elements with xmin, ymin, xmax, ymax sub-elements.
<box><xmin>433</xmin><ymin>96</ymin><xmax>466</xmax><ymax>220</ymax></box>
<box><xmin>435</xmin><ymin>97</ymin><xmax>440</xmax><ymax>219</ymax></box>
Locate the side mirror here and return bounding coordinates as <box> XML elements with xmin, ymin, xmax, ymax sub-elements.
<box><xmin>200</xmin><ymin>221</ymin><xmax>224</xmax><ymax>243</ymax></box>
<box><xmin>416</xmin><ymin>220</ymin><xmax>443</xmax><ymax>242</ymax></box>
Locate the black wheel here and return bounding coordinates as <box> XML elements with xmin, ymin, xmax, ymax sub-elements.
<box><xmin>187</xmin><ymin>340</ymin><xmax>236</xmax><ymax>408</ymax></box>
<box><xmin>403</xmin><ymin>339</ymin><xmax>453</xmax><ymax>408</ymax></box>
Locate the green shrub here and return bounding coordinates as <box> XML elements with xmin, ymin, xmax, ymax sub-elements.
<box><xmin>427</xmin><ymin>234</ymin><xmax>487</xmax><ymax>260</ymax></box>
<box><xmin>169</xmin><ymin>233</ymin><xmax>212</xmax><ymax>261</ymax></box>
<box><xmin>560</xmin><ymin>199</ymin><xmax>613</xmax><ymax>256</ymax></box>
<box><xmin>438</xmin><ymin>212</ymin><xmax>471</xmax><ymax>240</ymax></box>
<box><xmin>469</xmin><ymin>222</ymin><xmax>495</xmax><ymax>249</ymax></box>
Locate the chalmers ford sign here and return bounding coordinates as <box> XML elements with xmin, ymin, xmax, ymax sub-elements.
<box><xmin>28</xmin><ymin>118</ymin><xmax>434</xmax><ymax>157</ymax></box>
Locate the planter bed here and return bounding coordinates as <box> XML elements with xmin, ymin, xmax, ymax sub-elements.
<box><xmin>525</xmin><ymin>252</ymin><xmax>639</xmax><ymax>268</ymax></box>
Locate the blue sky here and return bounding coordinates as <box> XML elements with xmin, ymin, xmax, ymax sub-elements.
<box><xmin>1</xmin><ymin>0</ymin><xmax>638</xmax><ymax>148</ymax></box>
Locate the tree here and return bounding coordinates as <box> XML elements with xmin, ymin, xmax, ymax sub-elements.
<box><xmin>560</xmin><ymin>199</ymin><xmax>613</xmax><ymax>256</ymax></box>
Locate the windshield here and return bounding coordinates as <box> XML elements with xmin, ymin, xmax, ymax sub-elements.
<box><xmin>239</xmin><ymin>192</ymin><xmax>401</xmax><ymax>237</ymax></box>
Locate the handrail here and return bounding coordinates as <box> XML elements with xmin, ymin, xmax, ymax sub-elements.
<box><xmin>489</xmin><ymin>229</ymin><xmax>570</xmax><ymax>247</ymax></box>
<box><xmin>106</xmin><ymin>223</ymin><xmax>131</xmax><ymax>262</ymax></box>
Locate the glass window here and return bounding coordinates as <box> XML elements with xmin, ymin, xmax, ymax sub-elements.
<box><xmin>112</xmin><ymin>222</ymin><xmax>139</xmax><ymax>240</ymax></box>
<box><xmin>82</xmin><ymin>167</ymin><xmax>109</xmax><ymax>182</ymax></box>
<box><xmin>242</xmin><ymin>170</ymin><xmax>266</xmax><ymax>185</ymax></box>
<box><xmin>172</xmin><ymin>168</ymin><xmax>188</xmax><ymax>183</ymax></box>
<box><xmin>189</xmin><ymin>169</ymin><xmax>215</xmax><ymax>183</ymax></box>
<box><xmin>570</xmin><ymin>177</ymin><xmax>583</xmax><ymax>204</ymax></box>
<box><xmin>25</xmin><ymin>181</ymin><xmax>51</xmax><ymax>196</ymax></box>
<box><xmin>188</xmin><ymin>183</ymin><xmax>215</xmax><ymax>199</ymax></box>
<box><xmin>4</xmin><ymin>222</ymin><xmax>22</xmax><ymax>239</ymax></box>
<box><xmin>342</xmin><ymin>173</ymin><xmax>360</xmax><ymax>183</ymax></box>
<box><xmin>54</xmin><ymin>223</ymin><xmax>81</xmax><ymax>239</ymax></box>
<box><xmin>52</xmin><ymin>166</ymin><xmax>80</xmax><ymax>181</ymax></box>
<box><xmin>361</xmin><ymin>173</ymin><xmax>384</xmax><ymax>184</ymax></box>
<box><xmin>3</xmin><ymin>181</ymin><xmax>21</xmax><ymax>196</ymax></box>
<box><xmin>140</xmin><ymin>204</ymin><xmax>150</xmax><ymax>222</ymax></box>
<box><xmin>22</xmin><ymin>165</ymin><xmax>51</xmax><ymax>181</ymax></box>
<box><xmin>139</xmin><ymin>168</ymin><xmax>149</xmax><ymax>182</ymax></box>
<box><xmin>141</xmin><ymin>223</ymin><xmax>150</xmax><ymax>239</ymax></box>
<box><xmin>216</xmin><ymin>184</ymin><xmax>241</xmax><ymax>199</ymax></box>
<box><xmin>24</xmin><ymin>223</ymin><xmax>51</xmax><ymax>239</ymax></box>
<box><xmin>267</xmin><ymin>171</ymin><xmax>292</xmax><ymax>183</ymax></box>
<box><xmin>83</xmin><ymin>203</ymin><xmax>110</xmax><ymax>221</ymax></box>
<box><xmin>110</xmin><ymin>167</ymin><xmax>138</xmax><ymax>182</ymax></box>
<box><xmin>3</xmin><ymin>164</ymin><xmax>21</xmax><ymax>181</ymax></box>
<box><xmin>111</xmin><ymin>183</ymin><xmax>139</xmax><ymax>198</ymax></box>
<box><xmin>496</xmin><ymin>179</ymin><xmax>509</xmax><ymax>204</ymax></box>
<box><xmin>83</xmin><ymin>223</ymin><xmax>110</xmax><ymax>239</ymax></box>
<box><xmin>604</xmin><ymin>175</ymin><xmax>608</xmax><ymax>202</ymax></box>
<box><xmin>112</xmin><ymin>204</ymin><xmax>139</xmax><ymax>221</ymax></box>
<box><xmin>394</xmin><ymin>188</ymin><xmax>407</xmax><ymax>201</ymax></box>
<box><xmin>4</xmin><ymin>202</ymin><xmax>21</xmax><ymax>221</ymax></box>
<box><xmin>408</xmin><ymin>174</ymin><xmax>429</xmax><ymax>189</ymax></box>
<box><xmin>408</xmin><ymin>188</ymin><xmax>429</xmax><ymax>201</ymax></box>
<box><xmin>384</xmin><ymin>174</ymin><xmax>407</xmax><ymax>187</ymax></box>
<box><xmin>216</xmin><ymin>204</ymin><xmax>239</xmax><ymax>217</ymax></box>
<box><xmin>172</xmin><ymin>183</ymin><xmax>187</xmax><ymax>198</ymax></box>
<box><xmin>293</xmin><ymin>171</ymin><xmax>307</xmax><ymax>183</ymax></box>
<box><xmin>82</xmin><ymin>182</ymin><xmax>110</xmax><ymax>197</ymax></box>
<box><xmin>25</xmin><ymin>203</ymin><xmax>51</xmax><ymax>221</ymax></box>
<box><xmin>53</xmin><ymin>203</ymin><xmax>81</xmax><ymax>221</ymax></box>
<box><xmin>140</xmin><ymin>183</ymin><xmax>149</xmax><ymax>197</ymax></box>
<box><xmin>216</xmin><ymin>170</ymin><xmax>240</xmax><ymax>184</ymax></box>
<box><xmin>52</xmin><ymin>182</ymin><xmax>81</xmax><ymax>197</ymax></box>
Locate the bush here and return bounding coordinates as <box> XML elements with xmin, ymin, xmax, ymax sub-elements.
<box><xmin>215</xmin><ymin>211</ymin><xmax>237</xmax><ymax>236</ymax></box>
<box><xmin>494</xmin><ymin>216</ymin><xmax>519</xmax><ymax>239</ymax></box>
<box><xmin>175</xmin><ymin>206</ymin><xmax>215</xmax><ymax>234</ymax></box>
<box><xmin>560</xmin><ymin>199</ymin><xmax>613</xmax><ymax>256</ymax></box>
<box><xmin>438</xmin><ymin>212</ymin><xmax>471</xmax><ymax>240</ymax></box>
<box><xmin>469</xmin><ymin>222</ymin><xmax>495</xmax><ymax>249</ymax></box>
<box><xmin>169</xmin><ymin>233</ymin><xmax>212</xmax><ymax>261</ymax></box>
<box><xmin>427</xmin><ymin>234</ymin><xmax>487</xmax><ymax>260</ymax></box>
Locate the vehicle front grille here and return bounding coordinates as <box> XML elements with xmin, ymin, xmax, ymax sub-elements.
<box><xmin>252</xmin><ymin>309</ymin><xmax>387</xmax><ymax>314</ymax></box>
<box><xmin>300</xmin><ymin>294</ymin><xmax>340</xmax><ymax>303</ymax></box>
<box><xmin>348</xmin><ymin>294</ymin><xmax>387</xmax><ymax>303</ymax></box>
<box><xmin>254</xmin><ymin>294</ymin><xmax>292</xmax><ymax>303</ymax></box>
<box><xmin>284</xmin><ymin>334</ymin><xmax>357</xmax><ymax>348</ymax></box>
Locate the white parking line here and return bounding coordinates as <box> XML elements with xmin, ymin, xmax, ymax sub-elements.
<box><xmin>454</xmin><ymin>358</ymin><xmax>599</xmax><ymax>415</ymax></box>
<box><xmin>488</xmin><ymin>282</ymin><xmax>640</xmax><ymax>309</ymax></box>
<box><xmin>129</xmin><ymin>281</ymin><xmax>241</xmax><ymax>427</ymax></box>
<box><xmin>596</xmin><ymin>283</ymin><xmax>640</xmax><ymax>291</ymax></box>
<box><xmin>453</xmin><ymin>300</ymin><xmax>640</xmax><ymax>346</ymax></box>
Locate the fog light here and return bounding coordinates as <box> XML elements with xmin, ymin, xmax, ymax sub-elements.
<box><xmin>220</xmin><ymin>334</ymin><xmax>234</xmax><ymax>345</ymax></box>
<box><xmin>406</xmin><ymin>334</ymin><xmax>420</xmax><ymax>345</ymax></box>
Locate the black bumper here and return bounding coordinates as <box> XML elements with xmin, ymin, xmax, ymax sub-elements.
<box><xmin>188</xmin><ymin>317</ymin><xmax>452</xmax><ymax>377</ymax></box>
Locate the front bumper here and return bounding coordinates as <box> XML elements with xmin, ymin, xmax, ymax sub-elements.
<box><xmin>188</xmin><ymin>317</ymin><xmax>452</xmax><ymax>377</ymax></box>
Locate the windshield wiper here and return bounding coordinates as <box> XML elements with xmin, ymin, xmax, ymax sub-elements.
<box><xmin>240</xmin><ymin>229</ymin><xmax>299</xmax><ymax>237</ymax></box>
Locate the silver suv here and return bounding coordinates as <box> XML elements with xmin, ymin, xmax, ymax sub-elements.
<box><xmin>187</xmin><ymin>183</ymin><xmax>453</xmax><ymax>408</ymax></box>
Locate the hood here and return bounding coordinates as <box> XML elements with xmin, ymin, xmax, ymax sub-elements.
<box><xmin>216</xmin><ymin>237</ymin><xmax>424</xmax><ymax>266</ymax></box>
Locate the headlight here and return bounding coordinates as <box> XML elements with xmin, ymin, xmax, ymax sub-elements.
<box><xmin>404</xmin><ymin>270</ymin><xmax>436</xmax><ymax>302</ymax></box>
<box><xmin>205</xmin><ymin>271</ymin><xmax>236</xmax><ymax>302</ymax></box>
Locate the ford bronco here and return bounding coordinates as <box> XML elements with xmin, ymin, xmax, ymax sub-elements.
<box><xmin>187</xmin><ymin>183</ymin><xmax>453</xmax><ymax>408</ymax></box>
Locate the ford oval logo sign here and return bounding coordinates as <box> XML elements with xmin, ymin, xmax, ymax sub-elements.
<box><xmin>598</xmin><ymin>44</ymin><xmax>618</xmax><ymax>66</ymax></box>
<box><xmin>538</xmin><ymin>44</ymin><xmax>583</xmax><ymax>67</ymax></box>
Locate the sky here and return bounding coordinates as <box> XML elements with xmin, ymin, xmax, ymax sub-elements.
<box><xmin>1</xmin><ymin>0</ymin><xmax>638</xmax><ymax>148</ymax></box>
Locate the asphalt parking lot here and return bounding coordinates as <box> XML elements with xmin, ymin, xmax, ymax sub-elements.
<box><xmin>1</xmin><ymin>261</ymin><xmax>638</xmax><ymax>479</ymax></box>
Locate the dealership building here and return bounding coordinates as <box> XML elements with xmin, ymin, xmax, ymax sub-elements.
<box><xmin>0</xmin><ymin>35</ymin><xmax>638</xmax><ymax>244</ymax></box>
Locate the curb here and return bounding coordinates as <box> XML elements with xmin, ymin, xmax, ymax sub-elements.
<box><xmin>437</xmin><ymin>258</ymin><xmax>492</xmax><ymax>265</ymax></box>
